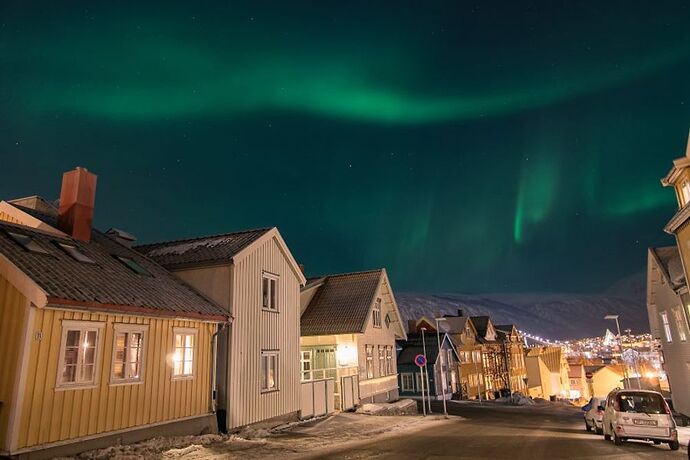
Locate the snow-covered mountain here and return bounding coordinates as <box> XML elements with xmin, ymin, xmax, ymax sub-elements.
<box><xmin>396</xmin><ymin>275</ymin><xmax>648</xmax><ymax>340</ymax></box>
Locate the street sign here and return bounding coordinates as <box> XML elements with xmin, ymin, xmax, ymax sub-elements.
<box><xmin>585</xmin><ymin>371</ymin><xmax>593</xmax><ymax>379</ymax></box>
<box><xmin>414</xmin><ymin>354</ymin><xmax>427</xmax><ymax>367</ymax></box>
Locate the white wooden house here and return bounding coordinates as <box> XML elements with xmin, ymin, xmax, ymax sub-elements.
<box><xmin>299</xmin><ymin>269</ymin><xmax>406</xmax><ymax>410</ymax></box>
<box><xmin>137</xmin><ymin>227</ymin><xmax>306</xmax><ymax>430</ymax></box>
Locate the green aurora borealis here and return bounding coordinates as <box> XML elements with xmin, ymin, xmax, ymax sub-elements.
<box><xmin>2</xmin><ymin>1</ymin><xmax>690</xmax><ymax>293</ymax></box>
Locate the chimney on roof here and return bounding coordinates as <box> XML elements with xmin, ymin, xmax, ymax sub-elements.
<box><xmin>408</xmin><ymin>320</ymin><xmax>417</xmax><ymax>334</ymax></box>
<box><xmin>58</xmin><ymin>167</ymin><xmax>97</xmax><ymax>242</ymax></box>
<box><xmin>298</xmin><ymin>263</ymin><xmax>306</xmax><ymax>275</ymax></box>
<box><xmin>457</xmin><ymin>309</ymin><xmax>464</xmax><ymax>317</ymax></box>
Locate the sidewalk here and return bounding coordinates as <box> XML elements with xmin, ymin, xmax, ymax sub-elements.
<box><xmin>69</xmin><ymin>412</ymin><xmax>460</xmax><ymax>459</ymax></box>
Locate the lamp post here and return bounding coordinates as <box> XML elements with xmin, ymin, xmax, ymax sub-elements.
<box><xmin>604</xmin><ymin>314</ymin><xmax>630</xmax><ymax>388</ymax></box>
<box><xmin>435</xmin><ymin>317</ymin><xmax>449</xmax><ymax>418</ymax></box>
<box><xmin>420</xmin><ymin>327</ymin><xmax>432</xmax><ymax>414</ymax></box>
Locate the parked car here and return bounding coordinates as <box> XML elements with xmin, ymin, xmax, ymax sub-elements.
<box><xmin>582</xmin><ymin>396</ymin><xmax>605</xmax><ymax>434</ymax></box>
<box><xmin>602</xmin><ymin>389</ymin><xmax>679</xmax><ymax>450</ymax></box>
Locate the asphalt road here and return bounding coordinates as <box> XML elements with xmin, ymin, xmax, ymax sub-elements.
<box><xmin>304</xmin><ymin>401</ymin><xmax>687</xmax><ymax>460</ymax></box>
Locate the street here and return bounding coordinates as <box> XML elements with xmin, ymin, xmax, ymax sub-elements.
<box><xmin>303</xmin><ymin>401</ymin><xmax>687</xmax><ymax>459</ymax></box>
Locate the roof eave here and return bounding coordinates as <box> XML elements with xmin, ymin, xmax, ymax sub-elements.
<box><xmin>664</xmin><ymin>204</ymin><xmax>690</xmax><ymax>234</ymax></box>
<box><xmin>46</xmin><ymin>297</ymin><xmax>229</xmax><ymax>323</ymax></box>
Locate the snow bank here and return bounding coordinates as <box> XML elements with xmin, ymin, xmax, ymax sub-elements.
<box><xmin>67</xmin><ymin>434</ymin><xmax>224</xmax><ymax>459</ymax></box>
<box><xmin>356</xmin><ymin>399</ymin><xmax>418</xmax><ymax>416</ymax></box>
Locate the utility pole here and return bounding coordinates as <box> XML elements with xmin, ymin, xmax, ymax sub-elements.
<box><xmin>421</xmin><ymin>327</ymin><xmax>432</xmax><ymax>413</ymax></box>
<box><xmin>435</xmin><ymin>317</ymin><xmax>449</xmax><ymax>418</ymax></box>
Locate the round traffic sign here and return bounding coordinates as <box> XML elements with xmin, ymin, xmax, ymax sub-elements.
<box><xmin>415</xmin><ymin>354</ymin><xmax>427</xmax><ymax>367</ymax></box>
<box><xmin>585</xmin><ymin>372</ymin><xmax>593</xmax><ymax>379</ymax></box>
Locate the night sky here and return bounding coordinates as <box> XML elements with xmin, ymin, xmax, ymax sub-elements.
<box><xmin>2</xmin><ymin>1</ymin><xmax>689</xmax><ymax>294</ymax></box>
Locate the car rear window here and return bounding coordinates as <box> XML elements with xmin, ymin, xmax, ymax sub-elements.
<box><xmin>616</xmin><ymin>392</ymin><xmax>665</xmax><ymax>414</ymax></box>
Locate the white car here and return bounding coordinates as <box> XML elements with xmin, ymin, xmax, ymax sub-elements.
<box><xmin>602</xmin><ymin>389</ymin><xmax>679</xmax><ymax>450</ymax></box>
<box><xmin>582</xmin><ymin>396</ymin><xmax>605</xmax><ymax>434</ymax></box>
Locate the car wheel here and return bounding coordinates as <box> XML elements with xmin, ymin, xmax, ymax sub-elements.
<box><xmin>653</xmin><ymin>440</ymin><xmax>660</xmax><ymax>445</ymax></box>
<box><xmin>668</xmin><ymin>440</ymin><xmax>679</xmax><ymax>451</ymax></box>
<box><xmin>595</xmin><ymin>428</ymin><xmax>603</xmax><ymax>435</ymax></box>
<box><xmin>613</xmin><ymin>431</ymin><xmax>623</xmax><ymax>446</ymax></box>
<box><xmin>604</xmin><ymin>432</ymin><xmax>611</xmax><ymax>441</ymax></box>
<box><xmin>585</xmin><ymin>421</ymin><xmax>592</xmax><ymax>432</ymax></box>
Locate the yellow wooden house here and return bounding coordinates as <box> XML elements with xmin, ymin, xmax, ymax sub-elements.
<box><xmin>0</xmin><ymin>168</ymin><xmax>228</xmax><ymax>457</ymax></box>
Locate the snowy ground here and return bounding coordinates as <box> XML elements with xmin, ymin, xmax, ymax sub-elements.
<box><xmin>66</xmin><ymin>412</ymin><xmax>460</xmax><ymax>459</ymax></box>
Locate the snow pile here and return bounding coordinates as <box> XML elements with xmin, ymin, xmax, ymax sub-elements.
<box><xmin>356</xmin><ymin>399</ymin><xmax>418</xmax><ymax>416</ymax></box>
<box><xmin>70</xmin><ymin>434</ymin><xmax>224</xmax><ymax>459</ymax></box>
<box><xmin>511</xmin><ymin>392</ymin><xmax>536</xmax><ymax>406</ymax></box>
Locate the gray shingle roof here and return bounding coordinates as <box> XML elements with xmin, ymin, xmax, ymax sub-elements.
<box><xmin>300</xmin><ymin>269</ymin><xmax>382</xmax><ymax>336</ymax></box>
<box><xmin>135</xmin><ymin>228</ymin><xmax>272</xmax><ymax>269</ymax></box>
<box><xmin>470</xmin><ymin>316</ymin><xmax>491</xmax><ymax>338</ymax></box>
<box><xmin>0</xmin><ymin>220</ymin><xmax>227</xmax><ymax>320</ymax></box>
<box><xmin>397</xmin><ymin>333</ymin><xmax>452</xmax><ymax>365</ymax></box>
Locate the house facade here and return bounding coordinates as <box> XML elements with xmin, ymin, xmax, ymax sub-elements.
<box><xmin>525</xmin><ymin>346</ymin><xmax>570</xmax><ymax>400</ymax></box>
<box><xmin>137</xmin><ymin>226</ymin><xmax>306</xmax><ymax>430</ymax></box>
<box><xmin>299</xmin><ymin>269</ymin><xmax>407</xmax><ymax>409</ymax></box>
<box><xmin>647</xmin><ymin>245</ymin><xmax>690</xmax><ymax>418</ymax></box>
<box><xmin>397</xmin><ymin>332</ymin><xmax>459</xmax><ymax>400</ymax></box>
<box><xmin>471</xmin><ymin>316</ymin><xmax>510</xmax><ymax>399</ymax></box>
<box><xmin>652</xmin><ymin>133</ymin><xmax>690</xmax><ymax>419</ymax></box>
<box><xmin>0</xmin><ymin>168</ymin><xmax>228</xmax><ymax>457</ymax></box>
<box><xmin>495</xmin><ymin>324</ymin><xmax>528</xmax><ymax>394</ymax></box>
<box><xmin>584</xmin><ymin>365</ymin><xmax>624</xmax><ymax>398</ymax></box>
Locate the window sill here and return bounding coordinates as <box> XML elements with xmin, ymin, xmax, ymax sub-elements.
<box><xmin>55</xmin><ymin>383</ymin><xmax>98</xmax><ymax>391</ymax></box>
<box><xmin>262</xmin><ymin>308</ymin><xmax>280</xmax><ymax>314</ymax></box>
<box><xmin>109</xmin><ymin>380</ymin><xmax>145</xmax><ymax>387</ymax></box>
<box><xmin>172</xmin><ymin>375</ymin><xmax>195</xmax><ymax>381</ymax></box>
<box><xmin>261</xmin><ymin>388</ymin><xmax>280</xmax><ymax>394</ymax></box>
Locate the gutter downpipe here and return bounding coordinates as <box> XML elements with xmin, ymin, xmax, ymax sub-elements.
<box><xmin>211</xmin><ymin>321</ymin><xmax>230</xmax><ymax>413</ymax></box>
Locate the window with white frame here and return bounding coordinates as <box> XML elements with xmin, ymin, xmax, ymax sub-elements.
<box><xmin>674</xmin><ymin>308</ymin><xmax>688</xmax><ymax>342</ymax></box>
<box><xmin>401</xmin><ymin>373</ymin><xmax>414</xmax><ymax>391</ymax></box>
<box><xmin>378</xmin><ymin>346</ymin><xmax>385</xmax><ymax>376</ymax></box>
<box><xmin>112</xmin><ymin>324</ymin><xmax>147</xmax><ymax>383</ymax></box>
<box><xmin>661</xmin><ymin>312</ymin><xmax>673</xmax><ymax>342</ymax></box>
<box><xmin>261</xmin><ymin>350</ymin><xmax>279</xmax><ymax>391</ymax></box>
<box><xmin>57</xmin><ymin>321</ymin><xmax>104</xmax><ymax>388</ymax></box>
<box><xmin>386</xmin><ymin>346</ymin><xmax>393</xmax><ymax>375</ymax></box>
<box><xmin>262</xmin><ymin>272</ymin><xmax>279</xmax><ymax>311</ymax></box>
<box><xmin>415</xmin><ymin>371</ymin><xmax>424</xmax><ymax>391</ymax></box>
<box><xmin>172</xmin><ymin>328</ymin><xmax>197</xmax><ymax>378</ymax></box>
<box><xmin>366</xmin><ymin>345</ymin><xmax>374</xmax><ymax>379</ymax></box>
<box><xmin>372</xmin><ymin>299</ymin><xmax>382</xmax><ymax>328</ymax></box>
<box><xmin>300</xmin><ymin>350</ymin><xmax>312</xmax><ymax>381</ymax></box>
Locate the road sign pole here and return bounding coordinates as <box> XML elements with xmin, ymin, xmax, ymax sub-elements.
<box><xmin>415</xmin><ymin>353</ymin><xmax>428</xmax><ymax>416</ymax></box>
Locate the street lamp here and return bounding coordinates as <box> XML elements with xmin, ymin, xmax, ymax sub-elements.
<box><xmin>604</xmin><ymin>314</ymin><xmax>630</xmax><ymax>388</ymax></box>
<box><xmin>420</xmin><ymin>327</ymin><xmax>432</xmax><ymax>414</ymax></box>
<box><xmin>435</xmin><ymin>317</ymin><xmax>449</xmax><ymax>418</ymax></box>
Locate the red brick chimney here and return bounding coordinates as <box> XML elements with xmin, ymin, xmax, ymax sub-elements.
<box><xmin>58</xmin><ymin>167</ymin><xmax>97</xmax><ymax>242</ymax></box>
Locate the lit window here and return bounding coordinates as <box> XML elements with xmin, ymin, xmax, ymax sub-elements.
<box><xmin>56</xmin><ymin>242</ymin><xmax>95</xmax><ymax>263</ymax></box>
<box><xmin>661</xmin><ymin>312</ymin><xmax>673</xmax><ymax>343</ymax></box>
<box><xmin>262</xmin><ymin>273</ymin><xmax>278</xmax><ymax>311</ymax></box>
<box><xmin>261</xmin><ymin>350</ymin><xmax>279</xmax><ymax>391</ymax></box>
<box><xmin>674</xmin><ymin>309</ymin><xmax>687</xmax><ymax>342</ymax></box>
<box><xmin>401</xmin><ymin>373</ymin><xmax>415</xmax><ymax>391</ymax></box>
<box><xmin>112</xmin><ymin>325</ymin><xmax>146</xmax><ymax>383</ymax></box>
<box><xmin>300</xmin><ymin>350</ymin><xmax>312</xmax><ymax>381</ymax></box>
<box><xmin>7</xmin><ymin>231</ymin><xmax>50</xmax><ymax>254</ymax></box>
<box><xmin>366</xmin><ymin>345</ymin><xmax>374</xmax><ymax>379</ymax></box>
<box><xmin>115</xmin><ymin>255</ymin><xmax>151</xmax><ymax>276</ymax></box>
<box><xmin>172</xmin><ymin>328</ymin><xmax>196</xmax><ymax>378</ymax></box>
<box><xmin>57</xmin><ymin>321</ymin><xmax>104</xmax><ymax>388</ymax></box>
<box><xmin>372</xmin><ymin>299</ymin><xmax>382</xmax><ymax>328</ymax></box>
